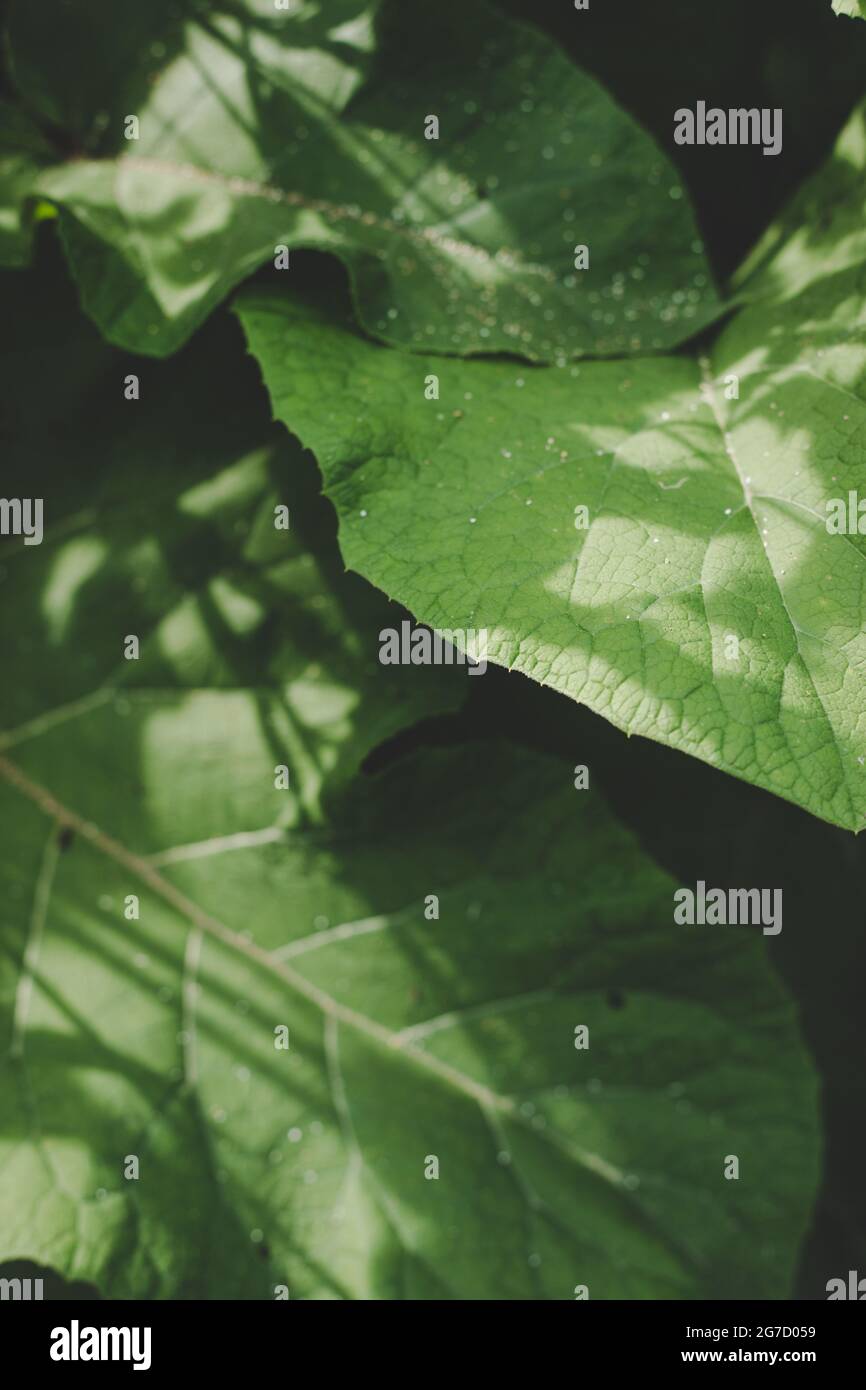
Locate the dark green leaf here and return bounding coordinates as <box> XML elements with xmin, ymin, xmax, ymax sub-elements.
<box><xmin>4</xmin><ymin>0</ymin><xmax>720</xmax><ymax>356</ymax></box>
<box><xmin>0</xmin><ymin>735</ymin><xmax>819</xmax><ymax>1298</ymax></box>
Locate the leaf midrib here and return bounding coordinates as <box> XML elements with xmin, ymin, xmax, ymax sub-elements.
<box><xmin>41</xmin><ymin>154</ymin><xmax>559</xmax><ymax>285</ymax></box>
<box><xmin>0</xmin><ymin>750</ymin><xmax>639</xmax><ymax>1196</ymax></box>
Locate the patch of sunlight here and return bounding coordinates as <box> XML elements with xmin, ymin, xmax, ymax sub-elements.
<box><xmin>721</xmin><ymin>340</ymin><xmax>772</xmax><ymax>378</ymax></box>
<box><xmin>39</xmin><ymin>1136</ymin><xmax>105</xmax><ymax>1197</ymax></box>
<box><xmin>806</xmin><ymin>331</ymin><xmax>866</xmax><ymax>391</ymax></box>
<box><xmin>728</xmin><ymin>413</ymin><xmax>822</xmax><ymax>500</ymax></box>
<box><xmin>836</xmin><ymin>104</ymin><xmax>866</xmax><ymax>171</ymax></box>
<box><xmin>561</xmin><ymin>420</ymin><xmax>629</xmax><ymax>454</ymax></box>
<box><xmin>119</xmin><ymin>164</ymin><xmax>229</xmax><ymax>238</ymax></box>
<box><xmin>42</xmin><ymin>536</ymin><xmax>108</xmax><ymax>643</ymax></box>
<box><xmin>177</xmin><ymin>451</ymin><xmax>270</xmax><ymax>520</ymax></box>
<box><xmin>208</xmin><ymin>575</ymin><xmax>265</xmax><ymax>637</ymax></box>
<box><xmin>140</xmin><ymin>690</ymin><xmax>300</xmax><ymax>838</ymax></box>
<box><xmin>285</xmin><ymin>675</ymin><xmax>359</xmax><ymax>729</ymax></box>
<box><xmin>151</xmin><ymin>600</ymin><xmax>213</xmax><ymax>679</ymax></box>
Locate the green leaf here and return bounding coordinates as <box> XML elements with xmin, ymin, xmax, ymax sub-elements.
<box><xmin>237</xmin><ymin>260</ymin><xmax>866</xmax><ymax>832</ymax></box>
<box><xmin>0</xmin><ymin>729</ymin><xmax>818</xmax><ymax>1298</ymax></box>
<box><xmin>5</xmin><ymin>0</ymin><xmax>378</xmax><ymax>145</ymax></box>
<box><xmin>0</xmin><ymin>101</ymin><xmax>54</xmax><ymax>266</ymax></box>
<box><xmin>735</xmin><ymin>99</ymin><xmax>866</xmax><ymax>305</ymax></box>
<box><xmin>493</xmin><ymin>0</ymin><xmax>866</xmax><ymax>284</ymax></box>
<box><xmin>5</xmin><ymin>0</ymin><xmax>720</xmax><ymax>357</ymax></box>
<box><xmin>833</xmin><ymin>1</ymin><xmax>866</xmax><ymax>19</ymax></box>
<box><xmin>0</xmin><ymin>253</ymin><xmax>463</xmax><ymax>812</ymax></box>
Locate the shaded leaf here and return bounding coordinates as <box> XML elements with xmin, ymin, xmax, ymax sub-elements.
<box><xmin>735</xmin><ymin>99</ymin><xmax>866</xmax><ymax>304</ymax></box>
<box><xmin>0</xmin><ymin>732</ymin><xmax>819</xmax><ymax>1298</ymax></box>
<box><xmin>4</xmin><ymin>0</ymin><xmax>720</xmax><ymax>357</ymax></box>
<box><xmin>0</xmin><ymin>251</ymin><xmax>462</xmax><ymax>811</ymax></box>
<box><xmin>493</xmin><ymin>0</ymin><xmax>866</xmax><ymax>281</ymax></box>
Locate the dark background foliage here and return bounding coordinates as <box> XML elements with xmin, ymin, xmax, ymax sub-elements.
<box><xmin>497</xmin><ymin>0</ymin><xmax>866</xmax><ymax>280</ymax></box>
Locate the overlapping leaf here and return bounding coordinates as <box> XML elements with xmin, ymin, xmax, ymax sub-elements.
<box><xmin>1</xmin><ymin>0</ymin><xmax>720</xmax><ymax>357</ymax></box>
<box><xmin>0</xmin><ymin>728</ymin><xmax>819</xmax><ymax>1298</ymax></box>
<box><xmin>238</xmin><ymin>250</ymin><xmax>866</xmax><ymax>831</ymax></box>
<box><xmin>735</xmin><ymin>99</ymin><xmax>866</xmax><ymax>305</ymax></box>
<box><xmin>0</xmin><ymin>254</ymin><xmax>462</xmax><ymax>811</ymax></box>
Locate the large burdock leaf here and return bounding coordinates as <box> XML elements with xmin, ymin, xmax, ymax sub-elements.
<box><xmin>3</xmin><ymin>0</ymin><xmax>720</xmax><ymax>357</ymax></box>
<box><xmin>0</xmin><ymin>253</ymin><xmax>462</xmax><ymax>810</ymax></box>
<box><xmin>237</xmin><ymin>258</ymin><xmax>866</xmax><ymax>832</ymax></box>
<box><xmin>0</xmin><ymin>726</ymin><xmax>818</xmax><ymax>1298</ymax></box>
